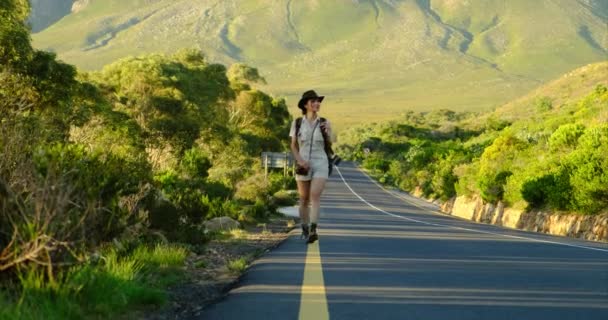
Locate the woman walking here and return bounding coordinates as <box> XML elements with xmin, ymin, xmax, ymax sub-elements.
<box><xmin>289</xmin><ymin>90</ymin><xmax>332</xmax><ymax>244</ymax></box>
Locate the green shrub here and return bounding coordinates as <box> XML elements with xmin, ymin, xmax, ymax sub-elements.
<box><xmin>227</xmin><ymin>257</ymin><xmax>248</xmax><ymax>275</ymax></box>
<box><xmin>476</xmin><ymin>132</ymin><xmax>527</xmax><ymax>203</ymax></box>
<box><xmin>268</xmin><ymin>172</ymin><xmax>296</xmax><ymax>193</ymax></box>
<box><xmin>205</xmin><ymin>197</ymin><xmax>240</xmax><ymax>220</ymax></box>
<box><xmin>484</xmin><ymin>116</ymin><xmax>511</xmax><ymax>132</ymax></box>
<box><xmin>34</xmin><ymin>143</ymin><xmax>150</xmax><ymax>202</ymax></box>
<box><xmin>203</xmin><ymin>180</ymin><xmax>233</xmax><ymax>199</ymax></box>
<box><xmin>180</xmin><ymin>147</ymin><xmax>211</xmax><ymax>179</ymax></box>
<box><xmin>521</xmin><ymin>170</ymin><xmax>572</xmax><ymax>209</ymax></box>
<box><xmin>454</xmin><ymin>162</ymin><xmax>479</xmax><ymax>197</ymax></box>
<box><xmin>397</xmin><ymin>169</ymin><xmax>418</xmax><ymax>192</ymax></box>
<box><xmin>31</xmin><ymin>142</ymin><xmax>151</xmax><ymax>241</ymax></box>
<box><xmin>362</xmin><ymin>152</ymin><xmax>390</xmax><ymax>172</ymax></box>
<box><xmin>549</xmin><ymin>123</ymin><xmax>585</xmax><ymax>150</ymax></box>
<box><xmin>478</xmin><ymin>170</ymin><xmax>512</xmax><ymax>203</ymax></box>
<box><xmin>431</xmin><ymin>157</ymin><xmax>458</xmax><ymax>201</ymax></box>
<box><xmin>234</xmin><ymin>173</ymin><xmax>270</xmax><ymax>203</ymax></box>
<box><xmin>535</xmin><ymin>96</ymin><xmax>553</xmax><ymax>112</ymax></box>
<box><xmin>386</xmin><ymin>160</ymin><xmax>407</xmax><ymax>187</ymax></box>
<box><xmin>147</xmin><ymin>193</ymin><xmax>180</xmax><ymax>231</ymax></box>
<box><xmin>404</xmin><ymin>142</ymin><xmax>432</xmax><ymax>169</ymax></box>
<box><xmin>153</xmin><ymin>170</ymin><xmax>208</xmax><ymax>225</ymax></box>
<box><xmin>567</xmin><ymin>125</ymin><xmax>608</xmax><ymax>214</ymax></box>
<box><xmin>241</xmin><ymin>200</ymin><xmax>271</xmax><ymax>222</ymax></box>
<box><xmin>272</xmin><ymin>190</ymin><xmax>297</xmax><ymax>207</ymax></box>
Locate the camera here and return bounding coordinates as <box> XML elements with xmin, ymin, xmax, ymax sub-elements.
<box><xmin>330</xmin><ymin>155</ymin><xmax>341</xmax><ymax>166</ymax></box>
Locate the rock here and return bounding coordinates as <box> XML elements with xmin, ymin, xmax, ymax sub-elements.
<box><xmin>204</xmin><ymin>217</ymin><xmax>240</xmax><ymax>232</ymax></box>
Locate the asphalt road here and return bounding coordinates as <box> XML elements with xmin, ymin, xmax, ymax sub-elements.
<box><xmin>199</xmin><ymin>162</ymin><xmax>608</xmax><ymax>320</ymax></box>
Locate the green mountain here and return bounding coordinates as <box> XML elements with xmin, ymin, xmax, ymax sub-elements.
<box><xmin>27</xmin><ymin>0</ymin><xmax>73</xmax><ymax>33</ymax></box>
<box><xmin>31</xmin><ymin>0</ymin><xmax>608</xmax><ymax>130</ymax></box>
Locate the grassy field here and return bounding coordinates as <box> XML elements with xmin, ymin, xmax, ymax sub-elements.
<box><xmin>31</xmin><ymin>0</ymin><xmax>608</xmax><ymax>131</ymax></box>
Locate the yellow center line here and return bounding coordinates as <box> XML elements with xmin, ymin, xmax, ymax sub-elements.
<box><xmin>299</xmin><ymin>241</ymin><xmax>330</xmax><ymax>320</ymax></box>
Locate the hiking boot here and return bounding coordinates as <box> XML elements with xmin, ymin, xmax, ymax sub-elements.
<box><xmin>306</xmin><ymin>232</ymin><xmax>318</xmax><ymax>244</ymax></box>
<box><xmin>301</xmin><ymin>224</ymin><xmax>309</xmax><ymax>240</ymax></box>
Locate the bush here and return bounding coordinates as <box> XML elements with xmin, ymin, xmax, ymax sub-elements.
<box><xmin>549</xmin><ymin>123</ymin><xmax>585</xmax><ymax>151</ymax></box>
<box><xmin>535</xmin><ymin>96</ymin><xmax>553</xmax><ymax>112</ymax></box>
<box><xmin>362</xmin><ymin>152</ymin><xmax>390</xmax><ymax>172</ymax></box>
<box><xmin>267</xmin><ymin>172</ymin><xmax>296</xmax><ymax>193</ymax></box>
<box><xmin>153</xmin><ymin>170</ymin><xmax>209</xmax><ymax>224</ymax></box>
<box><xmin>173</xmin><ymin>224</ymin><xmax>208</xmax><ymax>245</ymax></box>
<box><xmin>476</xmin><ymin>132</ymin><xmax>526</xmax><ymax>203</ymax></box>
<box><xmin>431</xmin><ymin>157</ymin><xmax>458</xmax><ymax>201</ymax></box>
<box><xmin>34</xmin><ymin>143</ymin><xmax>150</xmax><ymax>203</ymax></box>
<box><xmin>234</xmin><ymin>173</ymin><xmax>271</xmax><ymax>203</ymax></box>
<box><xmin>521</xmin><ymin>169</ymin><xmax>571</xmax><ymax>209</ymax></box>
<box><xmin>204</xmin><ymin>197</ymin><xmax>240</xmax><ymax>220</ymax></box>
<box><xmin>147</xmin><ymin>193</ymin><xmax>181</xmax><ymax>230</ymax></box>
<box><xmin>0</xmin><ymin>142</ymin><xmax>151</xmax><ymax>265</ymax></box>
<box><xmin>454</xmin><ymin>162</ymin><xmax>479</xmax><ymax>198</ymax></box>
<box><xmin>478</xmin><ymin>170</ymin><xmax>512</xmax><ymax>203</ymax></box>
<box><xmin>397</xmin><ymin>169</ymin><xmax>418</xmax><ymax>192</ymax></box>
<box><xmin>567</xmin><ymin>125</ymin><xmax>608</xmax><ymax>214</ymax></box>
<box><xmin>202</xmin><ymin>180</ymin><xmax>233</xmax><ymax>199</ymax></box>
<box><xmin>272</xmin><ymin>190</ymin><xmax>297</xmax><ymax>207</ymax></box>
<box><xmin>179</xmin><ymin>148</ymin><xmax>211</xmax><ymax>179</ymax></box>
<box><xmin>240</xmin><ymin>200</ymin><xmax>270</xmax><ymax>222</ymax></box>
<box><xmin>413</xmin><ymin>170</ymin><xmax>432</xmax><ymax>197</ymax></box>
<box><xmin>227</xmin><ymin>257</ymin><xmax>248</xmax><ymax>275</ymax></box>
<box><xmin>386</xmin><ymin>160</ymin><xmax>407</xmax><ymax>187</ymax></box>
<box><xmin>404</xmin><ymin>142</ymin><xmax>432</xmax><ymax>169</ymax></box>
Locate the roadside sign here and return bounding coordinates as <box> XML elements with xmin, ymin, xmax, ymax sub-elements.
<box><xmin>261</xmin><ymin>152</ymin><xmax>295</xmax><ymax>178</ymax></box>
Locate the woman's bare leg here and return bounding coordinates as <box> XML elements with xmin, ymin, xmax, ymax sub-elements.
<box><xmin>297</xmin><ymin>180</ymin><xmax>311</xmax><ymax>229</ymax></box>
<box><xmin>309</xmin><ymin>178</ymin><xmax>327</xmax><ymax>229</ymax></box>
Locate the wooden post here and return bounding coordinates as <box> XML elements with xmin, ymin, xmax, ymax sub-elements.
<box><xmin>264</xmin><ymin>154</ymin><xmax>269</xmax><ymax>180</ymax></box>
<box><xmin>283</xmin><ymin>153</ymin><xmax>288</xmax><ymax>177</ymax></box>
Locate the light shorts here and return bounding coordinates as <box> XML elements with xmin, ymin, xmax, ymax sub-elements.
<box><xmin>296</xmin><ymin>156</ymin><xmax>329</xmax><ymax>181</ymax></box>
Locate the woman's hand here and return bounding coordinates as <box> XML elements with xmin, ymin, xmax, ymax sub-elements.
<box><xmin>297</xmin><ymin>159</ymin><xmax>310</xmax><ymax>169</ymax></box>
<box><xmin>320</xmin><ymin>121</ymin><xmax>331</xmax><ymax>134</ymax></box>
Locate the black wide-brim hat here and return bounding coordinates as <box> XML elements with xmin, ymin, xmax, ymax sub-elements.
<box><xmin>298</xmin><ymin>90</ymin><xmax>325</xmax><ymax>110</ymax></box>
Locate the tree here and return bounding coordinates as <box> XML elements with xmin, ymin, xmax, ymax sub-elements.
<box><xmin>477</xmin><ymin>131</ymin><xmax>527</xmax><ymax>203</ymax></box>
<box><xmin>568</xmin><ymin>125</ymin><xmax>608</xmax><ymax>214</ymax></box>
<box><xmin>0</xmin><ymin>0</ymin><xmax>32</xmax><ymax>70</ymax></box>
<box><xmin>93</xmin><ymin>52</ymin><xmax>232</xmax><ymax>153</ymax></box>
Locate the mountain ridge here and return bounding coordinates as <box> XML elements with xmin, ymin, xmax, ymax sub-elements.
<box><xmin>31</xmin><ymin>0</ymin><xmax>608</xmax><ymax>130</ymax></box>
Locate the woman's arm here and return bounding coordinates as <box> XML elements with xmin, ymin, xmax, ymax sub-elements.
<box><xmin>291</xmin><ymin>136</ymin><xmax>309</xmax><ymax>168</ymax></box>
<box><xmin>320</xmin><ymin>119</ymin><xmax>335</xmax><ymax>142</ymax></box>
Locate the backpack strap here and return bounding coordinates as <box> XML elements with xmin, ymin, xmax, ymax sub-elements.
<box><xmin>296</xmin><ymin>117</ymin><xmax>334</xmax><ymax>157</ymax></box>
<box><xmin>319</xmin><ymin>117</ymin><xmax>334</xmax><ymax>157</ymax></box>
<box><xmin>295</xmin><ymin>117</ymin><xmax>303</xmax><ymax>140</ymax></box>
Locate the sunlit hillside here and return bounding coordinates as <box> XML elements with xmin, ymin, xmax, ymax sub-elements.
<box><xmin>32</xmin><ymin>0</ymin><xmax>608</xmax><ymax>130</ymax></box>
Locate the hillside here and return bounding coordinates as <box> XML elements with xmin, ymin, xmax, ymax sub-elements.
<box><xmin>492</xmin><ymin>61</ymin><xmax>608</xmax><ymax>122</ymax></box>
<box><xmin>27</xmin><ymin>0</ymin><xmax>73</xmax><ymax>32</ymax></box>
<box><xmin>336</xmin><ymin>61</ymin><xmax>608</xmax><ymax>215</ymax></box>
<box><xmin>450</xmin><ymin>61</ymin><xmax>607</xmax><ymax>134</ymax></box>
<box><xmin>32</xmin><ymin>0</ymin><xmax>608</xmax><ymax>130</ymax></box>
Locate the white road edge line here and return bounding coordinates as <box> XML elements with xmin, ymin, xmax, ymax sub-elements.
<box><xmin>335</xmin><ymin>166</ymin><xmax>608</xmax><ymax>254</ymax></box>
